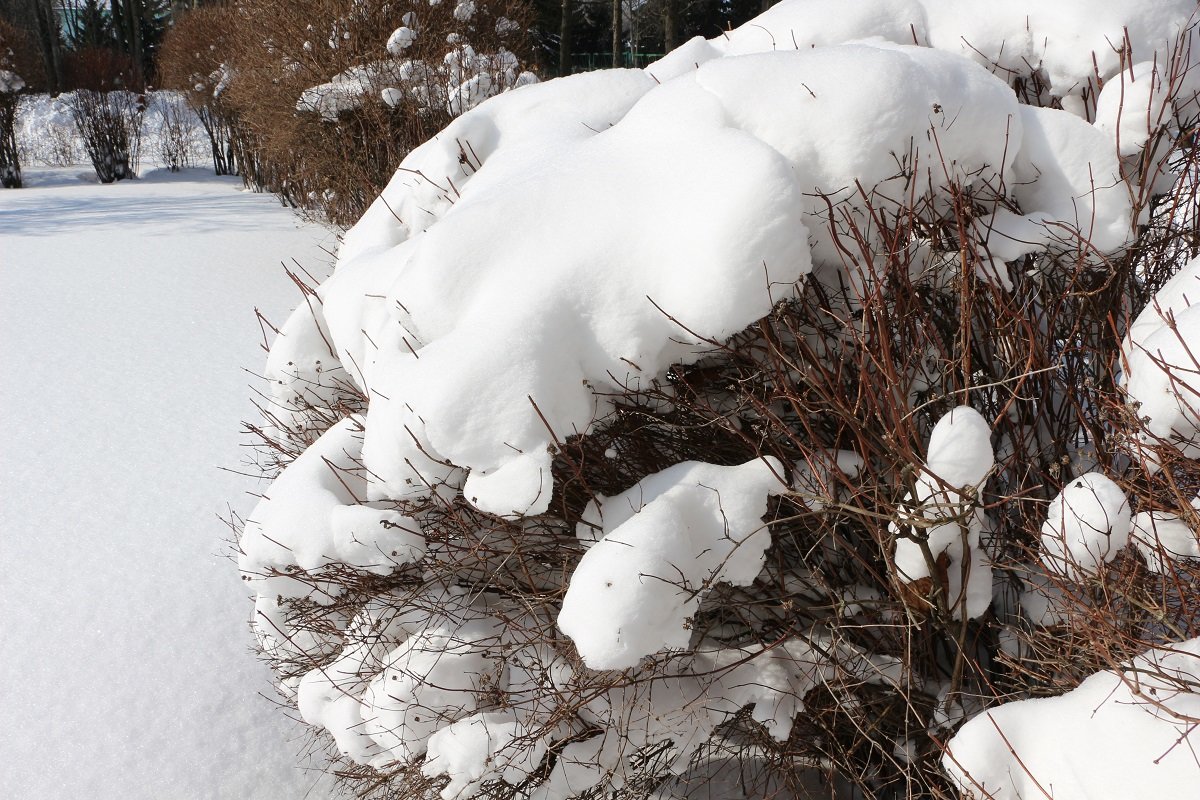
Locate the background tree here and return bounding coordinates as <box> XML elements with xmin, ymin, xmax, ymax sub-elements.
<box><xmin>69</xmin><ymin>0</ymin><xmax>116</xmax><ymax>50</ymax></box>
<box><xmin>0</xmin><ymin>16</ymin><xmax>34</xmax><ymax>186</ymax></box>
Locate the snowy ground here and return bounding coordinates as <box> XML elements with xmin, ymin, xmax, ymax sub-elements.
<box><xmin>0</xmin><ymin>167</ymin><xmax>340</xmax><ymax>799</ymax></box>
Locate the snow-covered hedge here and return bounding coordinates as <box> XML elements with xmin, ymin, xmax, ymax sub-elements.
<box><xmin>175</xmin><ymin>0</ymin><xmax>537</xmax><ymax>225</ymax></box>
<box><xmin>240</xmin><ymin>0</ymin><xmax>1200</xmax><ymax>797</ymax></box>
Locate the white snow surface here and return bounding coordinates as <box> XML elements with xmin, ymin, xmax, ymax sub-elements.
<box><xmin>0</xmin><ymin>167</ymin><xmax>339</xmax><ymax>799</ymax></box>
<box><xmin>945</xmin><ymin>637</ymin><xmax>1200</xmax><ymax>800</ymax></box>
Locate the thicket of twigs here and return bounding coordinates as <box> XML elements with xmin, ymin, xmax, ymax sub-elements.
<box><xmin>56</xmin><ymin>47</ymin><xmax>145</xmax><ymax>183</ymax></box>
<box><xmin>157</xmin><ymin>6</ymin><xmax>246</xmax><ymax>178</ymax></box>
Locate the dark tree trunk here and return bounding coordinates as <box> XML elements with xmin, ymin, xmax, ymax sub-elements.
<box><xmin>109</xmin><ymin>0</ymin><xmax>145</xmax><ymax>87</ymax></box>
<box><xmin>611</xmin><ymin>0</ymin><xmax>621</xmax><ymax>68</ymax></box>
<box><xmin>121</xmin><ymin>0</ymin><xmax>145</xmax><ymax>87</ymax></box>
<box><xmin>558</xmin><ymin>0</ymin><xmax>573</xmax><ymax>76</ymax></box>
<box><xmin>0</xmin><ymin>94</ymin><xmax>22</xmax><ymax>188</ymax></box>
<box><xmin>663</xmin><ymin>0</ymin><xmax>677</xmax><ymax>52</ymax></box>
<box><xmin>32</xmin><ymin>0</ymin><xmax>61</xmax><ymax>93</ymax></box>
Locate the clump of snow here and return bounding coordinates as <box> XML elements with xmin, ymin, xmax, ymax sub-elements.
<box><xmin>453</xmin><ymin>0</ymin><xmax>476</xmax><ymax>21</ymax></box>
<box><xmin>263</xmin><ymin>298</ymin><xmax>350</xmax><ymax>417</ymax></box>
<box><xmin>519</xmin><ymin>632</ymin><xmax>902</xmax><ymax>798</ymax></box>
<box><xmin>423</xmin><ymin>713</ymin><xmax>549</xmax><ymax>800</ymax></box>
<box><xmin>696</xmin><ymin>635</ymin><xmax>904</xmax><ymax>742</ymax></box>
<box><xmin>297</xmin><ymin>62</ymin><xmax>393</xmax><ymax>122</ymax></box>
<box><xmin>1040</xmin><ymin>472</ymin><xmax>1132</xmax><ymax>576</ymax></box>
<box><xmin>926</xmin><ymin>405</ymin><xmax>995</xmax><ymax>488</ymax></box>
<box><xmin>0</xmin><ymin>69</ymin><xmax>24</xmax><ymax>94</ymax></box>
<box><xmin>464</xmin><ymin>449</ymin><xmax>554</xmax><ymax>518</ymax></box>
<box><xmin>945</xmin><ymin>638</ymin><xmax>1200</xmax><ymax>799</ymax></box>
<box><xmin>654</xmin><ymin>0</ymin><xmax>1200</xmax><ymax>129</ymax></box>
<box><xmin>1095</xmin><ymin>60</ymin><xmax>1171</xmax><ymax>156</ymax></box>
<box><xmin>295</xmin><ymin>596</ymin><xmax>419</xmax><ymax>763</ymax></box>
<box><xmin>1131</xmin><ymin>503</ymin><xmax>1200</xmax><ymax>573</ymax></box>
<box><xmin>387</xmin><ymin>26</ymin><xmax>417</xmax><ymax>55</ymax></box>
<box><xmin>1124</xmin><ymin>255</ymin><xmax>1200</xmax><ymax>468</ymax></box>
<box><xmin>1127</xmin><ymin>254</ymin><xmax>1200</xmax><ymax>347</ymax></box>
<box><xmin>380</xmin><ymin>86</ymin><xmax>403</xmax><ymax>107</ymax></box>
<box><xmin>238</xmin><ymin>417</ymin><xmax>426</xmax><ymax>659</ymax></box>
<box><xmin>299</xmin><ymin>32</ymin><xmax>536</xmax><ymax>123</ymax></box>
<box><xmin>892</xmin><ymin>407</ymin><xmax>995</xmax><ymax>619</ymax></box>
<box><xmin>558</xmin><ymin>459</ymin><xmax>785</xmax><ymax>669</ymax></box>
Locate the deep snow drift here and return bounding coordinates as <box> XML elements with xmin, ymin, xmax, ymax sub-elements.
<box><xmin>0</xmin><ymin>167</ymin><xmax>338</xmax><ymax>799</ymax></box>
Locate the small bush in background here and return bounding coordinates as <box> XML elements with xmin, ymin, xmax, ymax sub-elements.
<box><xmin>155</xmin><ymin>93</ymin><xmax>196</xmax><ymax>171</ymax></box>
<box><xmin>68</xmin><ymin>88</ymin><xmax>144</xmax><ymax>182</ymax></box>
<box><xmin>64</xmin><ymin>47</ymin><xmax>144</xmax><ymax>182</ymax></box>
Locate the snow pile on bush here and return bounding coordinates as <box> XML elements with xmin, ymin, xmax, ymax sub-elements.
<box><xmin>297</xmin><ymin>9</ymin><xmax>536</xmax><ymax>122</ymax></box>
<box><xmin>891</xmin><ymin>406</ymin><xmax>995</xmax><ymax>620</ymax></box>
<box><xmin>944</xmin><ymin>637</ymin><xmax>1200</xmax><ymax>799</ymax></box>
<box><xmin>240</xmin><ymin>0</ymin><xmax>1200</xmax><ymax>796</ymax></box>
<box><xmin>1039</xmin><ymin>472</ymin><xmax>1133</xmax><ymax>576</ymax></box>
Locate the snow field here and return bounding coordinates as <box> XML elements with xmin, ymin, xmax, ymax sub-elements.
<box><xmin>0</xmin><ymin>167</ymin><xmax>339</xmax><ymax>800</ymax></box>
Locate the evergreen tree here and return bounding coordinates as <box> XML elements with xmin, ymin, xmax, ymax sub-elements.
<box><xmin>69</xmin><ymin>0</ymin><xmax>116</xmax><ymax>50</ymax></box>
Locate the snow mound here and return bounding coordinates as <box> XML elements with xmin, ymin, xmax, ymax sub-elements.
<box><xmin>1124</xmin><ymin>255</ymin><xmax>1200</xmax><ymax>467</ymax></box>
<box><xmin>311</xmin><ymin>42</ymin><xmax>1133</xmax><ymax>517</ymax></box>
<box><xmin>1132</xmin><ymin>503</ymin><xmax>1200</xmax><ymax>573</ymax></box>
<box><xmin>387</xmin><ymin>26</ymin><xmax>417</xmax><ymax>55</ymax></box>
<box><xmin>423</xmin><ymin>712</ymin><xmax>549</xmax><ymax>800</ymax></box>
<box><xmin>945</xmin><ymin>638</ymin><xmax>1200</xmax><ymax>800</ymax></box>
<box><xmin>0</xmin><ymin>69</ymin><xmax>24</xmax><ymax>94</ymax></box>
<box><xmin>558</xmin><ymin>458</ymin><xmax>786</xmax><ymax>669</ymax></box>
<box><xmin>926</xmin><ymin>405</ymin><xmax>994</xmax><ymax>488</ymax></box>
<box><xmin>238</xmin><ymin>417</ymin><xmax>425</xmax><ymax>659</ymax></box>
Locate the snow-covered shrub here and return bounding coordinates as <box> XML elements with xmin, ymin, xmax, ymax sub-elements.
<box><xmin>239</xmin><ymin>0</ymin><xmax>1200</xmax><ymax>797</ymax></box>
<box><xmin>63</xmin><ymin>47</ymin><xmax>145</xmax><ymax>182</ymax></box>
<box><xmin>67</xmin><ymin>87</ymin><xmax>144</xmax><ymax>182</ymax></box>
